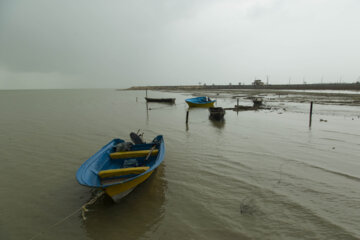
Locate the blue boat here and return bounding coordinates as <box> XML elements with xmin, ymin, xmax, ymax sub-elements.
<box><xmin>185</xmin><ymin>96</ymin><xmax>216</xmax><ymax>108</ymax></box>
<box><xmin>76</xmin><ymin>135</ymin><xmax>165</xmax><ymax>202</ymax></box>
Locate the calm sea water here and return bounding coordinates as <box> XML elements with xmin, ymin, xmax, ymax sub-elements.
<box><xmin>0</xmin><ymin>89</ymin><xmax>359</xmax><ymax>240</ymax></box>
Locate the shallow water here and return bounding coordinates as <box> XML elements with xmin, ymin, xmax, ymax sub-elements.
<box><xmin>0</xmin><ymin>89</ymin><xmax>359</xmax><ymax>240</ymax></box>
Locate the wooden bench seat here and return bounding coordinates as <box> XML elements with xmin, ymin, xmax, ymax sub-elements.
<box><xmin>98</xmin><ymin>166</ymin><xmax>150</xmax><ymax>179</ymax></box>
<box><xmin>110</xmin><ymin>149</ymin><xmax>158</xmax><ymax>159</ymax></box>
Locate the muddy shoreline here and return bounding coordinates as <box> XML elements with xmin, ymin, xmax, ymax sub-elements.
<box><xmin>127</xmin><ymin>88</ymin><xmax>360</xmax><ymax>107</ymax></box>
<box><xmin>128</xmin><ymin>83</ymin><xmax>360</xmax><ymax>91</ymax></box>
<box><xmin>187</xmin><ymin>89</ymin><xmax>360</xmax><ymax>106</ymax></box>
<box><xmin>126</xmin><ymin>84</ymin><xmax>360</xmax><ymax>106</ymax></box>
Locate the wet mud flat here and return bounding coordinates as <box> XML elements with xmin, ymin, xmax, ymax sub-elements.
<box><xmin>176</xmin><ymin>89</ymin><xmax>360</xmax><ymax>107</ymax></box>
<box><xmin>158</xmin><ymin>88</ymin><xmax>360</xmax><ymax>120</ymax></box>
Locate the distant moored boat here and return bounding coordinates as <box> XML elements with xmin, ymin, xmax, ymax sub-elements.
<box><xmin>145</xmin><ymin>97</ymin><xmax>175</xmax><ymax>104</ymax></box>
<box><xmin>185</xmin><ymin>96</ymin><xmax>216</xmax><ymax>108</ymax></box>
<box><xmin>209</xmin><ymin>107</ymin><xmax>225</xmax><ymax>120</ymax></box>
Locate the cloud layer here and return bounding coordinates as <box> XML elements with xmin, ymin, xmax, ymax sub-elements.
<box><xmin>1</xmin><ymin>0</ymin><xmax>359</xmax><ymax>89</ymax></box>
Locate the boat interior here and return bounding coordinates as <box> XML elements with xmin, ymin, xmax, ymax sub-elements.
<box><xmin>98</xmin><ymin>141</ymin><xmax>160</xmax><ymax>186</ymax></box>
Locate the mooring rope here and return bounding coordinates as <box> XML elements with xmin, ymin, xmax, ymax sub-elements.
<box><xmin>81</xmin><ymin>191</ymin><xmax>105</xmax><ymax>220</ymax></box>
<box><xmin>28</xmin><ymin>191</ymin><xmax>105</xmax><ymax>240</ymax></box>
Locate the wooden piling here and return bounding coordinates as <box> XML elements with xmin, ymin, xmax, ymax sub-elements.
<box><xmin>237</xmin><ymin>98</ymin><xmax>239</xmax><ymax>106</ymax></box>
<box><xmin>146</xmin><ymin>89</ymin><xmax>148</xmax><ymax>98</ymax></box>
<box><xmin>309</xmin><ymin>101</ymin><xmax>313</xmax><ymax>127</ymax></box>
<box><xmin>186</xmin><ymin>110</ymin><xmax>189</xmax><ymax>124</ymax></box>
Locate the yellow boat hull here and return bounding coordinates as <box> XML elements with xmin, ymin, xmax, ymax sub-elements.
<box><xmin>104</xmin><ymin>170</ymin><xmax>154</xmax><ymax>202</ymax></box>
<box><xmin>186</xmin><ymin>101</ymin><xmax>215</xmax><ymax>108</ymax></box>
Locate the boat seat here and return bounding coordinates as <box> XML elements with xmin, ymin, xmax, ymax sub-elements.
<box><xmin>98</xmin><ymin>166</ymin><xmax>150</xmax><ymax>179</ymax></box>
<box><xmin>110</xmin><ymin>149</ymin><xmax>158</xmax><ymax>159</ymax></box>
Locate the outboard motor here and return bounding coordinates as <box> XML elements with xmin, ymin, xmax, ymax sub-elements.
<box><xmin>130</xmin><ymin>132</ymin><xmax>145</xmax><ymax>145</ymax></box>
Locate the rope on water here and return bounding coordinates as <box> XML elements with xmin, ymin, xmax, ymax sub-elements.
<box><xmin>28</xmin><ymin>190</ymin><xmax>105</xmax><ymax>240</ymax></box>
<box><xmin>81</xmin><ymin>191</ymin><xmax>105</xmax><ymax>220</ymax></box>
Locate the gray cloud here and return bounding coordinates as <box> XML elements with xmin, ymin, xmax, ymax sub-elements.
<box><xmin>0</xmin><ymin>0</ymin><xmax>359</xmax><ymax>89</ymax></box>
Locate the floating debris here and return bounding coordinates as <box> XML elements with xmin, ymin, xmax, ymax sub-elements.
<box><xmin>240</xmin><ymin>198</ymin><xmax>257</xmax><ymax>216</ymax></box>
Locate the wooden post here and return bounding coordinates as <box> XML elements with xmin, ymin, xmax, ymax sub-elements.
<box><xmin>146</xmin><ymin>89</ymin><xmax>148</xmax><ymax>98</ymax></box>
<box><xmin>237</xmin><ymin>98</ymin><xmax>239</xmax><ymax>106</ymax></box>
<box><xmin>309</xmin><ymin>101</ymin><xmax>313</xmax><ymax>127</ymax></box>
<box><xmin>186</xmin><ymin>110</ymin><xmax>189</xmax><ymax>124</ymax></box>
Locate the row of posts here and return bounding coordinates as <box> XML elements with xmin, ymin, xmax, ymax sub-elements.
<box><xmin>185</xmin><ymin>101</ymin><xmax>314</xmax><ymax>127</ymax></box>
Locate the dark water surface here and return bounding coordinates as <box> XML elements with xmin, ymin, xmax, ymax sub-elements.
<box><xmin>0</xmin><ymin>89</ymin><xmax>359</xmax><ymax>240</ymax></box>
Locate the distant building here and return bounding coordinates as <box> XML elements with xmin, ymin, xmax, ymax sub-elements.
<box><xmin>253</xmin><ymin>79</ymin><xmax>264</xmax><ymax>86</ymax></box>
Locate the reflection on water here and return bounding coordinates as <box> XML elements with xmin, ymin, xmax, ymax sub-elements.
<box><xmin>146</xmin><ymin>102</ymin><xmax>149</xmax><ymax>124</ymax></box>
<box><xmin>83</xmin><ymin>164</ymin><xmax>167</xmax><ymax>240</ymax></box>
<box><xmin>145</xmin><ymin>101</ymin><xmax>178</xmax><ymax>124</ymax></box>
<box><xmin>209</xmin><ymin>118</ymin><xmax>225</xmax><ymax>129</ymax></box>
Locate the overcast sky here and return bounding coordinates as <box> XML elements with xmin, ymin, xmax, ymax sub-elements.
<box><xmin>0</xmin><ymin>0</ymin><xmax>359</xmax><ymax>89</ymax></box>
